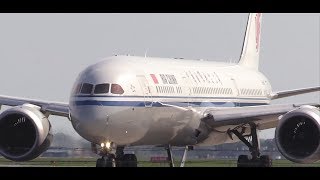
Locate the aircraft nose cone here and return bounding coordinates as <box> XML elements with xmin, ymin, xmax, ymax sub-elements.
<box><xmin>70</xmin><ymin>107</ymin><xmax>109</xmax><ymax>139</ymax></box>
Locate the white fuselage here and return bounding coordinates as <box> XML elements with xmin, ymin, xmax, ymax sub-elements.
<box><xmin>69</xmin><ymin>55</ymin><xmax>272</xmax><ymax>147</ymax></box>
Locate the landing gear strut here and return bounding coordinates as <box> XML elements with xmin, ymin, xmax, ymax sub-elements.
<box><xmin>165</xmin><ymin>145</ymin><xmax>194</xmax><ymax>167</ymax></box>
<box><xmin>166</xmin><ymin>145</ymin><xmax>175</xmax><ymax>167</ymax></box>
<box><xmin>180</xmin><ymin>145</ymin><xmax>193</xmax><ymax>167</ymax></box>
<box><xmin>228</xmin><ymin>122</ymin><xmax>272</xmax><ymax>167</ymax></box>
<box><xmin>93</xmin><ymin>143</ymin><xmax>138</xmax><ymax>167</ymax></box>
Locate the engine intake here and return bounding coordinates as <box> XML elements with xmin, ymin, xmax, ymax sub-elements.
<box><xmin>275</xmin><ymin>105</ymin><xmax>320</xmax><ymax>163</ymax></box>
<box><xmin>0</xmin><ymin>104</ymin><xmax>52</xmax><ymax>161</ymax></box>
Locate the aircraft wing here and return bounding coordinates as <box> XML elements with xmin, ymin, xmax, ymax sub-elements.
<box><xmin>201</xmin><ymin>103</ymin><xmax>320</xmax><ymax>130</ymax></box>
<box><xmin>270</xmin><ymin>86</ymin><xmax>320</xmax><ymax>100</ymax></box>
<box><xmin>0</xmin><ymin>95</ymin><xmax>69</xmax><ymax>117</ymax></box>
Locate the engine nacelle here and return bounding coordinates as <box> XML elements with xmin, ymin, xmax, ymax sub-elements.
<box><xmin>0</xmin><ymin>104</ymin><xmax>52</xmax><ymax>161</ymax></box>
<box><xmin>275</xmin><ymin>105</ymin><xmax>320</xmax><ymax>163</ymax></box>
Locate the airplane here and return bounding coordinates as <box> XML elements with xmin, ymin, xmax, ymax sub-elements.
<box><xmin>0</xmin><ymin>13</ymin><xmax>319</xmax><ymax>167</ymax></box>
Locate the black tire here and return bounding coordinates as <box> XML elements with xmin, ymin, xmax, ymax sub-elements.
<box><xmin>106</xmin><ymin>154</ymin><xmax>116</xmax><ymax>167</ymax></box>
<box><xmin>237</xmin><ymin>155</ymin><xmax>249</xmax><ymax>167</ymax></box>
<box><xmin>116</xmin><ymin>158</ymin><xmax>123</xmax><ymax>167</ymax></box>
<box><xmin>260</xmin><ymin>155</ymin><xmax>272</xmax><ymax>167</ymax></box>
<box><xmin>122</xmin><ymin>154</ymin><xmax>138</xmax><ymax>167</ymax></box>
<box><xmin>115</xmin><ymin>154</ymin><xmax>126</xmax><ymax>167</ymax></box>
<box><xmin>96</xmin><ymin>155</ymin><xmax>116</xmax><ymax>167</ymax></box>
<box><xmin>96</xmin><ymin>158</ymin><xmax>104</xmax><ymax>167</ymax></box>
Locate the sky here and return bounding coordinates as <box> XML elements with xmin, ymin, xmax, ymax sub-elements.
<box><xmin>0</xmin><ymin>13</ymin><xmax>319</xmax><ymax>140</ymax></box>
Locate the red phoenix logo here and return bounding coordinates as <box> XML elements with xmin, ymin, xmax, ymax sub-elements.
<box><xmin>255</xmin><ymin>13</ymin><xmax>261</xmax><ymax>52</ymax></box>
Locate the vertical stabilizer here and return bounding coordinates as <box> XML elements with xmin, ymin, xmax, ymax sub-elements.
<box><xmin>238</xmin><ymin>13</ymin><xmax>262</xmax><ymax>71</ymax></box>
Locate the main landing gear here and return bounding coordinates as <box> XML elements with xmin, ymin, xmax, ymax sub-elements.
<box><xmin>93</xmin><ymin>143</ymin><xmax>138</xmax><ymax>167</ymax></box>
<box><xmin>166</xmin><ymin>145</ymin><xmax>194</xmax><ymax>167</ymax></box>
<box><xmin>228</xmin><ymin>122</ymin><xmax>272</xmax><ymax>167</ymax></box>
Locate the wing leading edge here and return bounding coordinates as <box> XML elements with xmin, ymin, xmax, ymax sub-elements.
<box><xmin>0</xmin><ymin>95</ymin><xmax>69</xmax><ymax>117</ymax></box>
<box><xmin>200</xmin><ymin>103</ymin><xmax>320</xmax><ymax>130</ymax></box>
<box><xmin>270</xmin><ymin>86</ymin><xmax>320</xmax><ymax>100</ymax></box>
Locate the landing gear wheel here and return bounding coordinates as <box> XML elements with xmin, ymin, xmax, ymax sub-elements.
<box><xmin>237</xmin><ymin>155</ymin><xmax>272</xmax><ymax>167</ymax></box>
<box><xmin>96</xmin><ymin>158</ymin><xmax>104</xmax><ymax>167</ymax></box>
<box><xmin>229</xmin><ymin>123</ymin><xmax>273</xmax><ymax>167</ymax></box>
<box><xmin>237</xmin><ymin>155</ymin><xmax>250</xmax><ymax>167</ymax></box>
<box><xmin>96</xmin><ymin>154</ymin><xmax>116</xmax><ymax>167</ymax></box>
<box><xmin>116</xmin><ymin>158</ymin><xmax>123</xmax><ymax>167</ymax></box>
<box><xmin>260</xmin><ymin>155</ymin><xmax>272</xmax><ymax>167</ymax></box>
<box><xmin>106</xmin><ymin>154</ymin><xmax>116</xmax><ymax>167</ymax></box>
<box><xmin>121</xmin><ymin>154</ymin><xmax>138</xmax><ymax>167</ymax></box>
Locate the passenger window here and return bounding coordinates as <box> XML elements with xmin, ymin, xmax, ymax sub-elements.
<box><xmin>111</xmin><ymin>84</ymin><xmax>124</xmax><ymax>94</ymax></box>
<box><xmin>94</xmin><ymin>83</ymin><xmax>110</xmax><ymax>94</ymax></box>
<box><xmin>80</xmin><ymin>83</ymin><xmax>93</xmax><ymax>94</ymax></box>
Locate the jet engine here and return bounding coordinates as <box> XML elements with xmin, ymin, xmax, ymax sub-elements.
<box><xmin>275</xmin><ymin>105</ymin><xmax>320</xmax><ymax>163</ymax></box>
<box><xmin>0</xmin><ymin>104</ymin><xmax>52</xmax><ymax>161</ymax></box>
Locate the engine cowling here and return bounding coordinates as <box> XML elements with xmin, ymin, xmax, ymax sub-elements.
<box><xmin>275</xmin><ymin>105</ymin><xmax>320</xmax><ymax>163</ymax></box>
<box><xmin>0</xmin><ymin>104</ymin><xmax>52</xmax><ymax>161</ymax></box>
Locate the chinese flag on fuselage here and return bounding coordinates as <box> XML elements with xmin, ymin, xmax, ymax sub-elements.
<box><xmin>150</xmin><ymin>74</ymin><xmax>159</xmax><ymax>84</ymax></box>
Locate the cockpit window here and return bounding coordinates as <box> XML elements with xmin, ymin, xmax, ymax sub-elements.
<box><xmin>80</xmin><ymin>83</ymin><xmax>93</xmax><ymax>94</ymax></box>
<box><xmin>111</xmin><ymin>84</ymin><xmax>124</xmax><ymax>94</ymax></box>
<box><xmin>73</xmin><ymin>83</ymin><xmax>82</xmax><ymax>94</ymax></box>
<box><xmin>94</xmin><ymin>83</ymin><xmax>110</xmax><ymax>94</ymax></box>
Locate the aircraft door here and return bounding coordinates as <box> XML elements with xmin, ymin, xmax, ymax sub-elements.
<box><xmin>230</xmin><ymin>76</ymin><xmax>240</xmax><ymax>107</ymax></box>
<box><xmin>137</xmin><ymin>75</ymin><xmax>153</xmax><ymax>107</ymax></box>
<box><xmin>182</xmin><ymin>76</ymin><xmax>193</xmax><ymax>107</ymax></box>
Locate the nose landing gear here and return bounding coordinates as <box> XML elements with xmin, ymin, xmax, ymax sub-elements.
<box><xmin>96</xmin><ymin>154</ymin><xmax>116</xmax><ymax>167</ymax></box>
<box><xmin>93</xmin><ymin>143</ymin><xmax>138</xmax><ymax>167</ymax></box>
